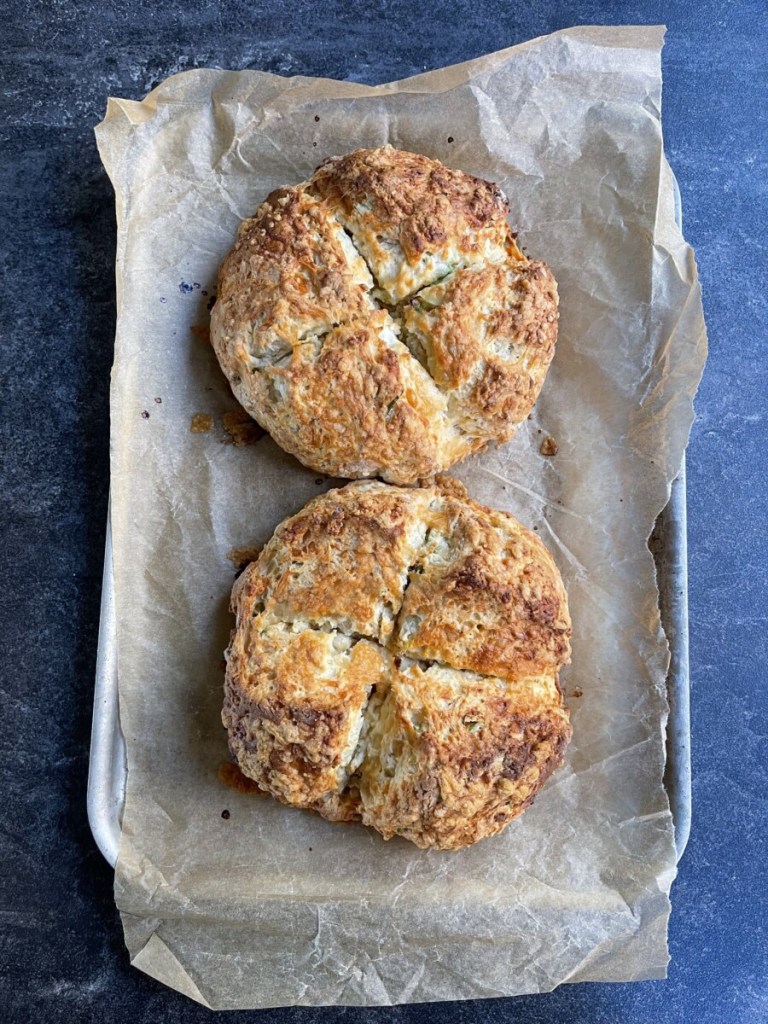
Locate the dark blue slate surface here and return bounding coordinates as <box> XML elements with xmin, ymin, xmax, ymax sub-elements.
<box><xmin>2</xmin><ymin>2</ymin><xmax>766</xmax><ymax>1021</ymax></box>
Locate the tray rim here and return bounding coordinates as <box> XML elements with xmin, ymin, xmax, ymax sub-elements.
<box><xmin>88</xmin><ymin>172</ymin><xmax>691</xmax><ymax>869</ymax></box>
<box><xmin>87</xmin><ymin>503</ymin><xmax>123</xmax><ymax>868</ymax></box>
<box><xmin>86</xmin><ymin>465</ymin><xmax>692</xmax><ymax>868</ymax></box>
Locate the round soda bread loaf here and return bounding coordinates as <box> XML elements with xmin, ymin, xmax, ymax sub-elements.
<box><xmin>211</xmin><ymin>146</ymin><xmax>559</xmax><ymax>484</ymax></box>
<box><xmin>222</xmin><ymin>478</ymin><xmax>572</xmax><ymax>850</ymax></box>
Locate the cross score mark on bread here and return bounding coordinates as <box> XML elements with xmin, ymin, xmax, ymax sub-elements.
<box><xmin>211</xmin><ymin>147</ymin><xmax>559</xmax><ymax>484</ymax></box>
<box><xmin>223</xmin><ymin>479</ymin><xmax>572</xmax><ymax>850</ymax></box>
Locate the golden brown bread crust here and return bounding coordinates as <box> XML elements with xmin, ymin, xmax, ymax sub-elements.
<box><xmin>223</xmin><ymin>479</ymin><xmax>572</xmax><ymax>850</ymax></box>
<box><xmin>402</xmin><ymin>260</ymin><xmax>559</xmax><ymax>440</ymax></box>
<box><xmin>391</xmin><ymin>490</ymin><xmax>571</xmax><ymax>680</ymax></box>
<box><xmin>223</xmin><ymin>621</ymin><xmax>388</xmax><ymax>816</ymax></box>
<box><xmin>358</xmin><ymin>663</ymin><xmax>571</xmax><ymax>848</ymax></box>
<box><xmin>310</xmin><ymin>146</ymin><xmax>524</xmax><ymax>302</ymax></box>
<box><xmin>245</xmin><ymin>311</ymin><xmax>460</xmax><ymax>482</ymax></box>
<box><xmin>211</xmin><ymin>146</ymin><xmax>558</xmax><ymax>484</ymax></box>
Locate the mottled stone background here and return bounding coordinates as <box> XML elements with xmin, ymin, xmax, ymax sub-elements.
<box><xmin>1</xmin><ymin>2</ymin><xmax>766</xmax><ymax>1022</ymax></box>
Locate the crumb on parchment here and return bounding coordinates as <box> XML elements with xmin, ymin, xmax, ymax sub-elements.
<box><xmin>190</xmin><ymin>324</ymin><xmax>210</xmax><ymax>344</ymax></box>
<box><xmin>217</xmin><ymin>761</ymin><xmax>264</xmax><ymax>795</ymax></box>
<box><xmin>221</xmin><ymin>410</ymin><xmax>266</xmax><ymax>446</ymax></box>
<box><xmin>227</xmin><ymin>545</ymin><xmax>263</xmax><ymax>573</ymax></box>
<box><xmin>540</xmin><ymin>435</ymin><xmax>558</xmax><ymax>456</ymax></box>
<box><xmin>190</xmin><ymin>413</ymin><xmax>214</xmax><ymax>433</ymax></box>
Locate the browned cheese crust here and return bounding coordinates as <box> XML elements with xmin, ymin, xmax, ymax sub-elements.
<box><xmin>223</xmin><ymin>479</ymin><xmax>572</xmax><ymax>850</ymax></box>
<box><xmin>211</xmin><ymin>147</ymin><xmax>558</xmax><ymax>484</ymax></box>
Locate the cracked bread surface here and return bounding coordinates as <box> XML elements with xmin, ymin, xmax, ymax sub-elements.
<box><xmin>223</xmin><ymin>478</ymin><xmax>572</xmax><ymax>850</ymax></box>
<box><xmin>211</xmin><ymin>146</ymin><xmax>559</xmax><ymax>484</ymax></box>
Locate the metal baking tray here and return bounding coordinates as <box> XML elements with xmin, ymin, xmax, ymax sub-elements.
<box><xmin>88</xmin><ymin>177</ymin><xmax>691</xmax><ymax>869</ymax></box>
<box><xmin>87</xmin><ymin>464</ymin><xmax>691</xmax><ymax>867</ymax></box>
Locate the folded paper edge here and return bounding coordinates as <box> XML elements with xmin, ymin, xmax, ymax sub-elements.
<box><xmin>130</xmin><ymin>930</ymin><xmax>212</xmax><ymax>1008</ymax></box>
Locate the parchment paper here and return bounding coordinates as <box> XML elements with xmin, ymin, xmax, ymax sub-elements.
<box><xmin>96</xmin><ymin>25</ymin><xmax>707</xmax><ymax>1009</ymax></box>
